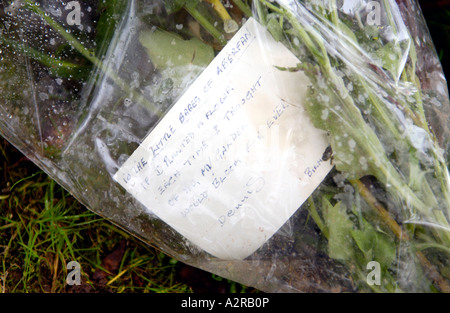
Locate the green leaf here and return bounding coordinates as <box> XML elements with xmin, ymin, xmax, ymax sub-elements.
<box><xmin>95</xmin><ymin>0</ymin><xmax>129</xmax><ymax>57</ymax></box>
<box><xmin>335</xmin><ymin>19</ymin><xmax>358</xmax><ymax>44</ymax></box>
<box><xmin>165</xmin><ymin>0</ymin><xmax>187</xmax><ymax>14</ymax></box>
<box><xmin>266</xmin><ymin>16</ymin><xmax>284</xmax><ymax>42</ymax></box>
<box><xmin>323</xmin><ymin>199</ymin><xmax>354</xmax><ymax>261</ymax></box>
<box><xmin>139</xmin><ymin>29</ymin><xmax>215</xmax><ymax>70</ymax></box>
<box><xmin>351</xmin><ymin>229</ymin><xmax>374</xmax><ymax>259</ymax></box>
<box><xmin>351</xmin><ymin>220</ymin><xmax>396</xmax><ymax>270</ymax></box>
<box><xmin>372</xmin><ymin>232</ymin><xmax>396</xmax><ymax>270</ymax></box>
<box><xmin>185</xmin><ymin>0</ymin><xmax>201</xmax><ymax>10</ymax></box>
<box><xmin>303</xmin><ymin>68</ymin><xmax>376</xmax><ymax>180</ymax></box>
<box><xmin>374</xmin><ymin>41</ymin><xmax>405</xmax><ymax>82</ymax></box>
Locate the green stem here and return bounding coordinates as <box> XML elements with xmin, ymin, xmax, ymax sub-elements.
<box><xmin>185</xmin><ymin>5</ymin><xmax>227</xmax><ymax>46</ymax></box>
<box><xmin>414</xmin><ymin>242</ymin><xmax>450</xmax><ymax>255</ymax></box>
<box><xmin>232</xmin><ymin>0</ymin><xmax>253</xmax><ymax>18</ymax></box>
<box><xmin>23</xmin><ymin>1</ymin><xmax>98</xmax><ymax>68</ymax></box>
<box><xmin>307</xmin><ymin>197</ymin><xmax>329</xmax><ymax>239</ymax></box>
<box><xmin>254</xmin><ymin>0</ymin><xmax>269</xmax><ymax>25</ymax></box>
<box><xmin>256</xmin><ymin>0</ymin><xmax>450</xmax><ymax>292</ymax></box>
<box><xmin>344</xmin><ymin>2</ymin><xmax>450</xmax><ymax>229</ymax></box>
<box><xmin>262</xmin><ymin>0</ymin><xmax>450</xmax><ymax>244</ymax></box>
<box><xmin>329</xmin><ymin>0</ymin><xmax>340</xmax><ymax>25</ymax></box>
<box><xmin>260</xmin><ymin>0</ymin><xmax>325</xmax><ymax>62</ymax></box>
<box><xmin>0</xmin><ymin>36</ymin><xmax>88</xmax><ymax>79</ymax></box>
<box><xmin>383</xmin><ymin>0</ymin><xmax>398</xmax><ymax>38</ymax></box>
<box><xmin>22</xmin><ymin>0</ymin><xmax>163</xmax><ymax>116</ymax></box>
<box><xmin>363</xmin><ymin>1</ymin><xmax>450</xmax><ymax>225</ymax></box>
<box><xmin>352</xmin><ymin>179</ymin><xmax>450</xmax><ymax>292</ymax></box>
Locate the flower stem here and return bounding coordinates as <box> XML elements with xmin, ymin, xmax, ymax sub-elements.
<box><xmin>0</xmin><ymin>35</ymin><xmax>88</xmax><ymax>79</ymax></box>
<box><xmin>22</xmin><ymin>0</ymin><xmax>163</xmax><ymax>116</ymax></box>
<box><xmin>204</xmin><ymin>0</ymin><xmax>239</xmax><ymax>33</ymax></box>
<box><xmin>307</xmin><ymin>197</ymin><xmax>329</xmax><ymax>239</ymax></box>
<box><xmin>185</xmin><ymin>4</ymin><xmax>227</xmax><ymax>46</ymax></box>
<box><xmin>351</xmin><ymin>179</ymin><xmax>450</xmax><ymax>292</ymax></box>
<box><xmin>233</xmin><ymin>0</ymin><xmax>254</xmax><ymax>18</ymax></box>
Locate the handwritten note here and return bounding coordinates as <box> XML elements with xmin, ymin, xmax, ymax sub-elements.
<box><xmin>113</xmin><ymin>18</ymin><xmax>333</xmax><ymax>260</ymax></box>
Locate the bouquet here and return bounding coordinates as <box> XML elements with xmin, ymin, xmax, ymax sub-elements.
<box><xmin>0</xmin><ymin>0</ymin><xmax>449</xmax><ymax>292</ymax></box>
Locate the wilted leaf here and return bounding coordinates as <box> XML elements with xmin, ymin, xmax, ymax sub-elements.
<box><xmin>351</xmin><ymin>220</ymin><xmax>396</xmax><ymax>270</ymax></box>
<box><xmin>139</xmin><ymin>29</ymin><xmax>215</xmax><ymax>70</ymax></box>
<box><xmin>323</xmin><ymin>199</ymin><xmax>354</xmax><ymax>261</ymax></box>
<box><xmin>374</xmin><ymin>41</ymin><xmax>405</xmax><ymax>82</ymax></box>
<box><xmin>267</xmin><ymin>15</ymin><xmax>284</xmax><ymax>42</ymax></box>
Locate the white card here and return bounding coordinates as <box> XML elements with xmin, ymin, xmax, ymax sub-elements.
<box><xmin>113</xmin><ymin>18</ymin><xmax>333</xmax><ymax>260</ymax></box>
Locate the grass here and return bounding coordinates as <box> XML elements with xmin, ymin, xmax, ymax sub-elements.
<box><xmin>0</xmin><ymin>139</ymin><xmax>182</xmax><ymax>293</ymax></box>
<box><xmin>0</xmin><ymin>0</ymin><xmax>449</xmax><ymax>294</ymax></box>
<box><xmin>0</xmin><ymin>139</ymin><xmax>253</xmax><ymax>293</ymax></box>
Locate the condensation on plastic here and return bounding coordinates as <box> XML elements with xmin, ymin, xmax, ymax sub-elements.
<box><xmin>0</xmin><ymin>0</ymin><xmax>449</xmax><ymax>292</ymax></box>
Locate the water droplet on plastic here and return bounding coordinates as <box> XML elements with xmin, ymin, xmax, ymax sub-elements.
<box><xmin>39</xmin><ymin>92</ymin><xmax>49</xmax><ymax>101</ymax></box>
<box><xmin>161</xmin><ymin>78</ymin><xmax>173</xmax><ymax>95</ymax></box>
<box><xmin>348</xmin><ymin>139</ymin><xmax>356</xmax><ymax>150</ymax></box>
<box><xmin>124</xmin><ymin>98</ymin><xmax>132</xmax><ymax>107</ymax></box>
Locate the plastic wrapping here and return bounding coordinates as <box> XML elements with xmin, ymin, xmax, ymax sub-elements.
<box><xmin>1</xmin><ymin>0</ymin><xmax>449</xmax><ymax>292</ymax></box>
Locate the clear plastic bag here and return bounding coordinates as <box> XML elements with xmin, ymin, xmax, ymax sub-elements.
<box><xmin>0</xmin><ymin>0</ymin><xmax>449</xmax><ymax>292</ymax></box>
